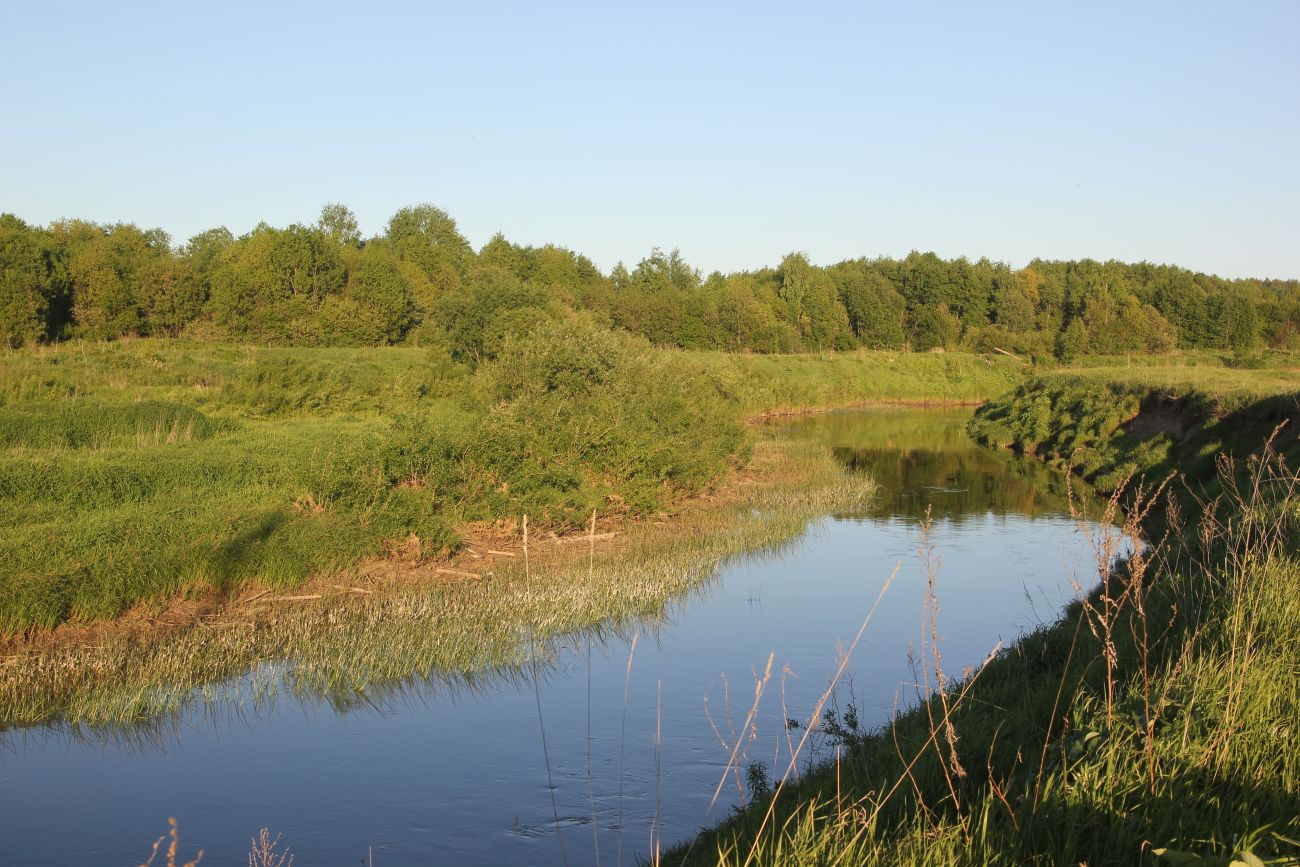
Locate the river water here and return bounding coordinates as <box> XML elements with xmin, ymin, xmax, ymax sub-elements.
<box><xmin>0</xmin><ymin>409</ymin><xmax>1115</xmax><ymax>866</ymax></box>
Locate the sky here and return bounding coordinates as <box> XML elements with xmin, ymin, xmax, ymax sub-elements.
<box><xmin>3</xmin><ymin>1</ymin><xmax>1298</xmax><ymax>279</ymax></box>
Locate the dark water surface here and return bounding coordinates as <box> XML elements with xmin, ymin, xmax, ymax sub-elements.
<box><xmin>0</xmin><ymin>409</ymin><xmax>1116</xmax><ymax>866</ymax></box>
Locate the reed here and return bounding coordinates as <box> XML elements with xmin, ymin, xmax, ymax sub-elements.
<box><xmin>670</xmin><ymin>399</ymin><xmax>1300</xmax><ymax>866</ymax></box>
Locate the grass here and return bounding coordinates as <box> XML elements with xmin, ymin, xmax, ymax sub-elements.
<box><xmin>685</xmin><ymin>349</ymin><xmax>1025</xmax><ymax>414</ymax></box>
<box><xmin>0</xmin><ymin>338</ymin><xmax>1018</xmax><ymax>638</ymax></box>
<box><xmin>0</xmin><ymin>433</ymin><xmax>873</xmax><ymax>727</ymax></box>
<box><xmin>969</xmin><ymin>365</ymin><xmax>1299</xmax><ymax>492</ymax></box>
<box><xmin>0</xmin><ymin>324</ymin><xmax>748</xmax><ymax>634</ymax></box>
<box><xmin>13</xmin><ymin>346</ymin><xmax>1299</xmax><ymax>863</ymax></box>
<box><xmin>669</xmin><ymin>369</ymin><xmax>1300</xmax><ymax>867</ymax></box>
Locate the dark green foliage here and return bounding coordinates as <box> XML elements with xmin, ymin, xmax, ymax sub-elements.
<box><xmin>829</xmin><ymin>261</ymin><xmax>908</xmax><ymax>348</ymax></box>
<box><xmin>0</xmin><ymin>214</ymin><xmax>67</xmax><ymax>347</ymax></box>
<box><xmin>968</xmin><ymin>376</ymin><xmax>1142</xmax><ymax>461</ymax></box>
<box><xmin>3</xmin><ymin>205</ymin><xmax>1297</xmax><ymax>356</ymax></box>
<box><xmin>908</xmin><ymin>303</ymin><xmax>963</xmax><ymax>351</ymax></box>
<box><xmin>427</xmin><ymin>265</ymin><xmax>558</xmax><ymax>364</ymax></box>
<box><xmin>3</xmin><ymin>205</ymin><xmax>1296</xmax><ymax>369</ymax></box>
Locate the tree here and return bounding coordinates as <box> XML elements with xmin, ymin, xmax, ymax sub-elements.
<box><xmin>830</xmin><ymin>261</ymin><xmax>907</xmax><ymax>348</ymax></box>
<box><xmin>908</xmin><ymin>303</ymin><xmax>962</xmax><ymax>351</ymax></box>
<box><xmin>777</xmin><ymin>253</ymin><xmax>854</xmax><ymax>350</ymax></box>
<box><xmin>477</xmin><ymin>232</ymin><xmax>529</xmax><ymax>278</ymax></box>
<box><xmin>140</xmin><ymin>255</ymin><xmax>203</xmax><ymax>335</ymax></box>
<box><xmin>0</xmin><ymin>215</ymin><xmax>62</xmax><ymax>347</ymax></box>
<box><xmin>1055</xmin><ymin>317</ymin><xmax>1088</xmax><ymax>361</ymax></box>
<box><xmin>992</xmin><ymin>272</ymin><xmax>1036</xmax><ymax>334</ymax></box>
<box><xmin>206</xmin><ymin>223</ymin><xmax>345</xmax><ymax>340</ymax></box>
<box><xmin>386</xmin><ymin>204</ymin><xmax>472</xmax><ymax>280</ymax></box>
<box><xmin>431</xmin><ymin>266</ymin><xmax>556</xmax><ymax>364</ymax></box>
<box><xmin>68</xmin><ymin>224</ymin><xmax>156</xmax><ymax>339</ymax></box>
<box><xmin>342</xmin><ymin>244</ymin><xmax>415</xmax><ymax>343</ymax></box>
<box><xmin>318</xmin><ymin>203</ymin><xmax>362</xmax><ymax>247</ymax></box>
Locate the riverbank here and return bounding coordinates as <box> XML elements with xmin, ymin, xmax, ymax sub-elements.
<box><xmin>0</xmin><ymin>337</ymin><xmax>1029</xmax><ymax>725</ymax></box>
<box><xmin>671</xmin><ymin>369</ymin><xmax>1300</xmax><ymax>865</ymax></box>
<box><xmin>0</xmin><ymin>338</ymin><xmax>1023</xmax><ymax>639</ymax></box>
<box><xmin>1</xmin><ymin>431</ymin><xmax>877</xmax><ymax>727</ymax></box>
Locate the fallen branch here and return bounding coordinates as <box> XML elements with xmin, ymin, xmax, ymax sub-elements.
<box><xmin>557</xmin><ymin>532</ymin><xmax>616</xmax><ymax>544</ymax></box>
<box><xmin>435</xmin><ymin>567</ymin><xmax>480</xmax><ymax>579</ymax></box>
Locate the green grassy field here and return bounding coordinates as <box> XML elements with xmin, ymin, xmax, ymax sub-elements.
<box><xmin>690</xmin><ymin>348</ymin><xmax>1025</xmax><ymax>413</ymax></box>
<box><xmin>0</xmin><ymin>338</ymin><xmax>1021</xmax><ymax>637</ymax></box>
<box><xmin>672</xmin><ymin>366</ymin><xmax>1300</xmax><ymax>866</ymax></box>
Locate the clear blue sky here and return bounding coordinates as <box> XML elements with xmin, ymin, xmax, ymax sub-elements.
<box><xmin>4</xmin><ymin>1</ymin><xmax>1298</xmax><ymax>279</ymax></box>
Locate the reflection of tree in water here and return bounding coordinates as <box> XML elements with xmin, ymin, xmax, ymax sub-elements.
<box><xmin>784</xmin><ymin>409</ymin><xmax>1097</xmax><ymax>523</ymax></box>
<box><xmin>832</xmin><ymin>446</ymin><xmax>1078</xmax><ymax>521</ymax></box>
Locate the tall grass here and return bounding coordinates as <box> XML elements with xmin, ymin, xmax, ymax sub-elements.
<box><xmin>0</xmin><ymin>434</ymin><xmax>873</xmax><ymax>727</ymax></box>
<box><xmin>0</xmin><ymin>324</ymin><xmax>746</xmax><ymax>634</ymax></box>
<box><xmin>672</xmin><ymin>398</ymin><xmax>1300</xmax><ymax>866</ymax></box>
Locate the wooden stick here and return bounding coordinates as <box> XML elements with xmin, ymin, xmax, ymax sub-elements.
<box><xmin>487</xmin><ymin>549</ymin><xmax>516</xmax><ymax>557</ymax></box>
<box><xmin>992</xmin><ymin>346</ymin><xmax>1026</xmax><ymax>364</ymax></box>
<box><xmin>435</xmin><ymin>567</ymin><xmax>480</xmax><ymax>579</ymax></box>
<box><xmin>271</xmin><ymin>594</ymin><xmax>323</xmax><ymax>602</ymax></box>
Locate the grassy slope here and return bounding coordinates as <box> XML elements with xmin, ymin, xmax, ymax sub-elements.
<box><xmin>969</xmin><ymin>363</ymin><xmax>1300</xmax><ymax>492</ymax></box>
<box><xmin>673</xmin><ymin>365</ymin><xmax>1300</xmax><ymax>866</ymax></box>
<box><xmin>690</xmin><ymin>349</ymin><xmax>1023</xmax><ymax>413</ymax></box>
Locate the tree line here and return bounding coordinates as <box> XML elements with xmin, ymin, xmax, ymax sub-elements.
<box><xmin>3</xmin><ymin>204</ymin><xmax>1298</xmax><ymax>359</ymax></box>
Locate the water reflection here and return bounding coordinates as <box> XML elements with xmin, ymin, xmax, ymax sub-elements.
<box><xmin>782</xmin><ymin>409</ymin><xmax>1090</xmax><ymax>521</ymax></box>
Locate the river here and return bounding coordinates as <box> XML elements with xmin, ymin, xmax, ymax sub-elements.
<box><xmin>0</xmin><ymin>408</ymin><xmax>1117</xmax><ymax>865</ymax></box>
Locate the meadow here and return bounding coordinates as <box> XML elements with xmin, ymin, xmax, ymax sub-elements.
<box><xmin>0</xmin><ymin>336</ymin><xmax>1023</xmax><ymax>638</ymax></box>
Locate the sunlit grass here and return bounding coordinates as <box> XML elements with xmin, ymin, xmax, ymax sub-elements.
<box><xmin>683</xmin><ymin>349</ymin><xmax>1025</xmax><ymax>413</ymax></box>
<box><xmin>0</xmin><ymin>435</ymin><xmax>873</xmax><ymax>727</ymax></box>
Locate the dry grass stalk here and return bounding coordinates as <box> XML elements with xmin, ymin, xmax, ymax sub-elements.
<box><xmin>248</xmin><ymin>827</ymin><xmax>292</xmax><ymax>867</ymax></box>
<box><xmin>139</xmin><ymin>818</ymin><xmax>202</xmax><ymax>867</ymax></box>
